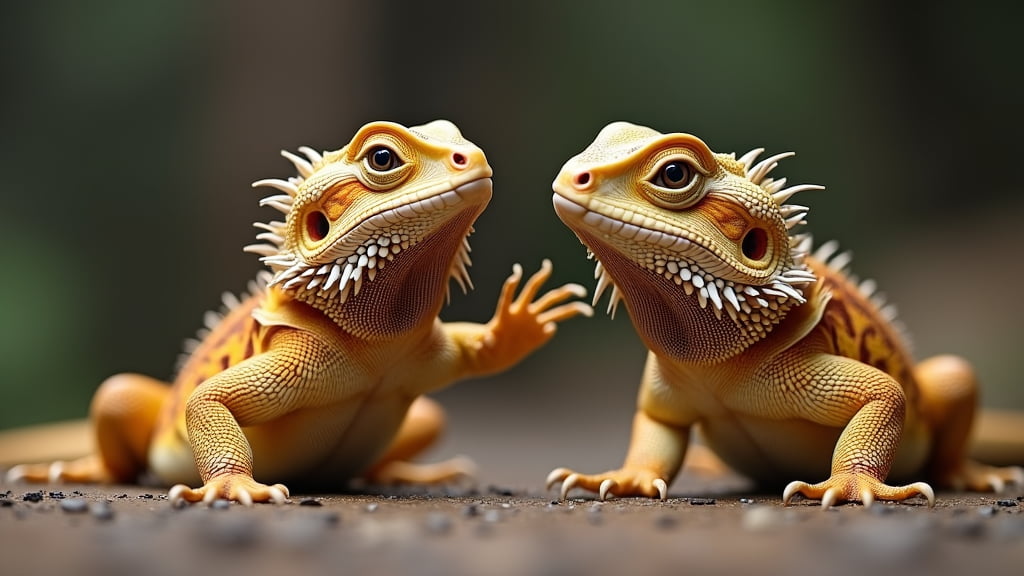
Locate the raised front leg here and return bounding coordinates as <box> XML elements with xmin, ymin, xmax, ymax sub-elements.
<box><xmin>446</xmin><ymin>259</ymin><xmax>593</xmax><ymax>378</ymax></box>
<box><xmin>7</xmin><ymin>373</ymin><xmax>168</xmax><ymax>484</ymax></box>
<box><xmin>769</xmin><ymin>352</ymin><xmax>934</xmax><ymax>508</ymax></box>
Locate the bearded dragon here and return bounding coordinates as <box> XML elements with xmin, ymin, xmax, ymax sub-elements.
<box><xmin>548</xmin><ymin>121</ymin><xmax>1024</xmax><ymax>507</ymax></box>
<box><xmin>4</xmin><ymin>119</ymin><xmax>592</xmax><ymax>505</ymax></box>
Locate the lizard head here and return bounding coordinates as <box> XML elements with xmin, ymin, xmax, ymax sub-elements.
<box><xmin>552</xmin><ymin>121</ymin><xmax>821</xmax><ymax>362</ymax></box>
<box><xmin>246</xmin><ymin>119</ymin><xmax>493</xmax><ymax>336</ymax></box>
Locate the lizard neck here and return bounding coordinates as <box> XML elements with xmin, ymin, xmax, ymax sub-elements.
<box><xmin>589</xmin><ymin>235</ymin><xmax>802</xmax><ymax>365</ymax></box>
<box><xmin>287</xmin><ymin>207</ymin><xmax>480</xmax><ymax>341</ymax></box>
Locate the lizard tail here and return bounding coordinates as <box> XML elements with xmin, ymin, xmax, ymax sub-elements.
<box><xmin>970</xmin><ymin>409</ymin><xmax>1024</xmax><ymax>466</ymax></box>
<box><xmin>0</xmin><ymin>420</ymin><xmax>94</xmax><ymax>468</ymax></box>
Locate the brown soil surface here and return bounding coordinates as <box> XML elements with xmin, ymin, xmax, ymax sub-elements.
<box><xmin>2</xmin><ymin>477</ymin><xmax>1021</xmax><ymax>576</ymax></box>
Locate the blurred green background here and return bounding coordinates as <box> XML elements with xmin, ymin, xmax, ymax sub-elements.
<box><xmin>1</xmin><ymin>0</ymin><xmax>1021</xmax><ymax>445</ymax></box>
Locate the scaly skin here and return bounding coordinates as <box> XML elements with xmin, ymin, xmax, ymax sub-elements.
<box><xmin>548</xmin><ymin>121</ymin><xmax>1023</xmax><ymax>508</ymax></box>
<box><xmin>6</xmin><ymin>120</ymin><xmax>592</xmax><ymax>505</ymax></box>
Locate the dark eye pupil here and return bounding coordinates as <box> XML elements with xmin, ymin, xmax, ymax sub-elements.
<box><xmin>372</xmin><ymin>148</ymin><xmax>393</xmax><ymax>170</ymax></box>
<box><xmin>664</xmin><ymin>163</ymin><xmax>686</xmax><ymax>183</ymax></box>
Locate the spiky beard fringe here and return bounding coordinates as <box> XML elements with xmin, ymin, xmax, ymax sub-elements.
<box><xmin>241</xmin><ymin>145</ymin><xmax>475</xmax><ymax>308</ymax></box>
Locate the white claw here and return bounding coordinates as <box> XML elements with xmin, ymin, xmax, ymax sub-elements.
<box><xmin>988</xmin><ymin>474</ymin><xmax>1006</xmax><ymax>494</ymax></box>
<box><xmin>546</xmin><ymin>468</ymin><xmax>570</xmax><ymax>491</ymax></box>
<box><xmin>782</xmin><ymin>481</ymin><xmax>806</xmax><ymax>505</ymax></box>
<box><xmin>820</xmin><ymin>488</ymin><xmax>838</xmax><ymax>509</ymax></box>
<box><xmin>860</xmin><ymin>489</ymin><xmax>875</xmax><ymax>508</ymax></box>
<box><xmin>599</xmin><ymin>479</ymin><xmax>616</xmax><ymax>501</ymax></box>
<box><xmin>202</xmin><ymin>488</ymin><xmax>218</xmax><ymax>505</ymax></box>
<box><xmin>167</xmin><ymin>484</ymin><xmax>188</xmax><ymax>505</ymax></box>
<box><xmin>237</xmin><ymin>489</ymin><xmax>254</xmax><ymax>507</ymax></box>
<box><xmin>48</xmin><ymin>461</ymin><xmax>65</xmax><ymax>483</ymax></box>
<box><xmin>5</xmin><ymin>465</ymin><xmax>27</xmax><ymax>483</ymax></box>
<box><xmin>653</xmin><ymin>478</ymin><xmax>668</xmax><ymax>500</ymax></box>
<box><xmin>268</xmin><ymin>486</ymin><xmax>288</xmax><ymax>505</ymax></box>
<box><xmin>561</xmin><ymin>473</ymin><xmax>580</xmax><ymax>502</ymax></box>
<box><xmin>910</xmin><ymin>482</ymin><xmax>935</xmax><ymax>507</ymax></box>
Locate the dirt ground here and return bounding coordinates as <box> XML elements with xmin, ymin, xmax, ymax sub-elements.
<box><xmin>3</xmin><ymin>372</ymin><xmax>1022</xmax><ymax>576</ymax></box>
<box><xmin>2</xmin><ymin>475</ymin><xmax>1022</xmax><ymax>576</ymax></box>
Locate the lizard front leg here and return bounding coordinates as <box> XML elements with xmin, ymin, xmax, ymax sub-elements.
<box><xmin>168</xmin><ymin>327</ymin><xmax>341</xmax><ymax>506</ymax></box>
<box><xmin>447</xmin><ymin>259</ymin><xmax>593</xmax><ymax>377</ymax></box>
<box><xmin>767</xmin><ymin>352</ymin><xmax>934</xmax><ymax>508</ymax></box>
<box><xmin>548</xmin><ymin>409</ymin><xmax>688</xmax><ymax>500</ymax></box>
<box><xmin>547</xmin><ymin>354</ymin><xmax>693</xmax><ymax>500</ymax></box>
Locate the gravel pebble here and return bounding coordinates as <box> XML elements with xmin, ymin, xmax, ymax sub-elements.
<box><xmin>201</xmin><ymin>515</ymin><xmax>261</xmax><ymax>548</ymax></box>
<box><xmin>995</xmin><ymin>500</ymin><xmax>1017</xmax><ymax>507</ymax></box>
<box><xmin>949</xmin><ymin>516</ymin><xmax>987</xmax><ymax>540</ymax></box>
<box><xmin>22</xmin><ymin>492</ymin><xmax>43</xmax><ymax>503</ymax></box>
<box><xmin>299</xmin><ymin>498</ymin><xmax>323</xmax><ymax>507</ymax></box>
<box><xmin>742</xmin><ymin>505</ymin><xmax>781</xmax><ymax>531</ymax></box>
<box><xmin>425</xmin><ymin>512</ymin><xmax>453</xmax><ymax>534</ymax></box>
<box><xmin>365</xmin><ymin>502</ymin><xmax>379</xmax><ymax>513</ymax></box>
<box><xmin>89</xmin><ymin>501</ymin><xmax>115</xmax><ymax>521</ymax></box>
<box><xmin>978</xmin><ymin>506</ymin><xmax>998</xmax><ymax>517</ymax></box>
<box><xmin>210</xmin><ymin>499</ymin><xmax>231</xmax><ymax>510</ymax></box>
<box><xmin>654</xmin><ymin>514</ymin><xmax>678</xmax><ymax>530</ymax></box>
<box><xmin>59</xmin><ymin>498</ymin><xmax>89</xmax><ymax>514</ymax></box>
<box><xmin>688</xmin><ymin>498</ymin><xmax>716</xmax><ymax>506</ymax></box>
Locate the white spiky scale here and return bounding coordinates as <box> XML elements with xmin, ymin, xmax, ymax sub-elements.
<box><xmin>578</xmin><ymin>144</ymin><xmax>832</xmax><ymax>335</ymax></box>
<box><xmin>246</xmin><ymin>145</ymin><xmax>482</xmax><ymax>311</ymax></box>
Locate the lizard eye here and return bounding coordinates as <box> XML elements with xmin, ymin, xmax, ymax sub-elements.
<box><xmin>653</xmin><ymin>161</ymin><xmax>695</xmax><ymax>190</ymax></box>
<box><xmin>640</xmin><ymin>157</ymin><xmax>705</xmax><ymax>210</ymax></box>
<box><xmin>366</xmin><ymin>146</ymin><xmax>401</xmax><ymax>172</ymax></box>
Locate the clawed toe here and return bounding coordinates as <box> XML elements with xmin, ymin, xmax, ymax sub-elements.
<box><xmin>545</xmin><ymin>466</ymin><xmax>668</xmax><ymax>501</ymax></box>
<box><xmin>783</xmin><ymin>475</ymin><xmax>934</xmax><ymax>509</ymax></box>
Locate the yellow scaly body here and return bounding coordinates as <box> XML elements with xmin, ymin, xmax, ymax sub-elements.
<box><xmin>548</xmin><ymin>122</ymin><xmax>1023</xmax><ymax>507</ymax></box>
<box><xmin>5</xmin><ymin>120</ymin><xmax>593</xmax><ymax>505</ymax></box>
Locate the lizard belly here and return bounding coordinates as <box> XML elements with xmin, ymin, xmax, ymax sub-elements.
<box><xmin>147</xmin><ymin>393</ymin><xmax>413</xmax><ymax>490</ymax></box>
<box><xmin>700</xmin><ymin>415</ymin><xmax>841</xmax><ymax>488</ymax></box>
<box><xmin>245</xmin><ymin>394</ymin><xmax>412</xmax><ymax>490</ymax></box>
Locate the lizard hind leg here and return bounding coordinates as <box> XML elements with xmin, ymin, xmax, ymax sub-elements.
<box><xmin>363</xmin><ymin>395</ymin><xmax>476</xmax><ymax>485</ymax></box>
<box><xmin>8</xmin><ymin>373</ymin><xmax>169</xmax><ymax>484</ymax></box>
<box><xmin>916</xmin><ymin>355</ymin><xmax>1024</xmax><ymax>491</ymax></box>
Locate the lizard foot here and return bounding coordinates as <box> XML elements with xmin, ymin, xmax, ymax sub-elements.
<box><xmin>546</xmin><ymin>466</ymin><xmax>668</xmax><ymax>501</ymax></box>
<box><xmin>168</xmin><ymin>474</ymin><xmax>289</xmax><ymax>507</ymax></box>
<box><xmin>6</xmin><ymin>455</ymin><xmax>113</xmax><ymax>484</ymax></box>
<box><xmin>941</xmin><ymin>460</ymin><xmax>1024</xmax><ymax>493</ymax></box>
<box><xmin>368</xmin><ymin>455</ymin><xmax>477</xmax><ymax>485</ymax></box>
<box><xmin>783</xmin><ymin>472</ymin><xmax>934</xmax><ymax>509</ymax></box>
<box><xmin>476</xmin><ymin>260</ymin><xmax>593</xmax><ymax>371</ymax></box>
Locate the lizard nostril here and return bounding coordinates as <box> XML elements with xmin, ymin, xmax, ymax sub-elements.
<box><xmin>451</xmin><ymin>152</ymin><xmax>467</xmax><ymax>167</ymax></box>
<box><xmin>574</xmin><ymin>171</ymin><xmax>592</xmax><ymax>189</ymax></box>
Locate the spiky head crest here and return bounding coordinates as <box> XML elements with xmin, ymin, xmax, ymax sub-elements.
<box><xmin>552</xmin><ymin>122</ymin><xmax>823</xmax><ymax>362</ymax></box>
<box><xmin>244</xmin><ymin>120</ymin><xmax>493</xmax><ymax>332</ymax></box>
